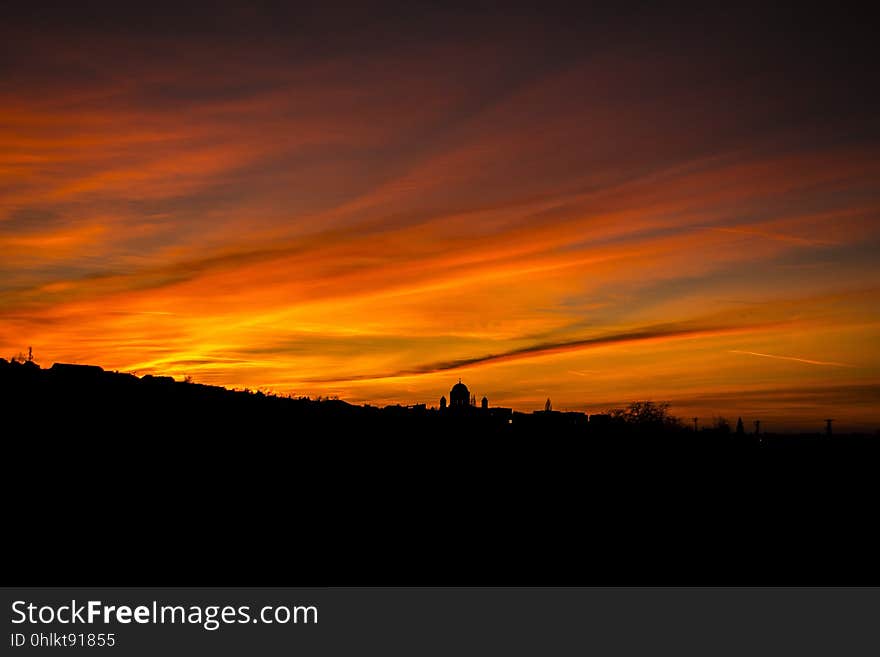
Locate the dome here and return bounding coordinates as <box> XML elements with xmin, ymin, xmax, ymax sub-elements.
<box><xmin>449</xmin><ymin>379</ymin><xmax>470</xmax><ymax>407</ymax></box>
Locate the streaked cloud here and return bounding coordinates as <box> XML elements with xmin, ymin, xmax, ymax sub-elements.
<box><xmin>2</xmin><ymin>5</ymin><xmax>879</xmax><ymax>429</ymax></box>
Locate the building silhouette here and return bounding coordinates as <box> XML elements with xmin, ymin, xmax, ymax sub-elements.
<box><xmin>448</xmin><ymin>379</ymin><xmax>470</xmax><ymax>408</ymax></box>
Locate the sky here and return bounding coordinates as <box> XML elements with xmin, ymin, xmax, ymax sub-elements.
<box><xmin>2</xmin><ymin>2</ymin><xmax>879</xmax><ymax>430</ymax></box>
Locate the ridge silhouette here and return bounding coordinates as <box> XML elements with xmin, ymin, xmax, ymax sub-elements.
<box><xmin>4</xmin><ymin>357</ymin><xmax>879</xmax><ymax>585</ymax></box>
<box><xmin>3</xmin><ymin>358</ymin><xmax>872</xmax><ymax>443</ymax></box>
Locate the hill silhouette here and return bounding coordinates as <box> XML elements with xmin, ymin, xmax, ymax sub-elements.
<box><xmin>3</xmin><ymin>358</ymin><xmax>873</xmax><ymax>443</ymax></box>
<box><xmin>4</xmin><ymin>357</ymin><xmax>879</xmax><ymax>585</ymax></box>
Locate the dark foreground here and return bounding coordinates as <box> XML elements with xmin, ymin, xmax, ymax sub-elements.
<box><xmin>4</xmin><ymin>359</ymin><xmax>878</xmax><ymax>585</ymax></box>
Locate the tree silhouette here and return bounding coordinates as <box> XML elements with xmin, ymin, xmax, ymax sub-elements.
<box><xmin>610</xmin><ymin>401</ymin><xmax>680</xmax><ymax>430</ymax></box>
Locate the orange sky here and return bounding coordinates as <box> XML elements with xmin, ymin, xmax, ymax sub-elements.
<box><xmin>2</xmin><ymin>4</ymin><xmax>879</xmax><ymax>430</ymax></box>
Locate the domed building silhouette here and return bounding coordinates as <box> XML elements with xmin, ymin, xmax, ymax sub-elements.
<box><xmin>449</xmin><ymin>379</ymin><xmax>470</xmax><ymax>408</ymax></box>
<box><xmin>439</xmin><ymin>379</ymin><xmax>509</xmax><ymax>420</ymax></box>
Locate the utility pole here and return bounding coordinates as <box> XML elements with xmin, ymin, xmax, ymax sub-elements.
<box><xmin>692</xmin><ymin>417</ymin><xmax>699</xmax><ymax>432</ymax></box>
<box><xmin>825</xmin><ymin>419</ymin><xmax>833</xmax><ymax>437</ymax></box>
<box><xmin>754</xmin><ymin>420</ymin><xmax>761</xmax><ymax>436</ymax></box>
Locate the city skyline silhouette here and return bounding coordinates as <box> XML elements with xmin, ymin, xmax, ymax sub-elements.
<box><xmin>3</xmin><ymin>354</ymin><xmax>875</xmax><ymax>436</ymax></box>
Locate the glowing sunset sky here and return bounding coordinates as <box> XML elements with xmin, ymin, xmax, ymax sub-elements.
<box><xmin>2</xmin><ymin>3</ymin><xmax>878</xmax><ymax>430</ymax></box>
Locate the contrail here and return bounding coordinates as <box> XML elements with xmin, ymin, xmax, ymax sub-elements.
<box><xmin>728</xmin><ymin>350</ymin><xmax>854</xmax><ymax>368</ymax></box>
